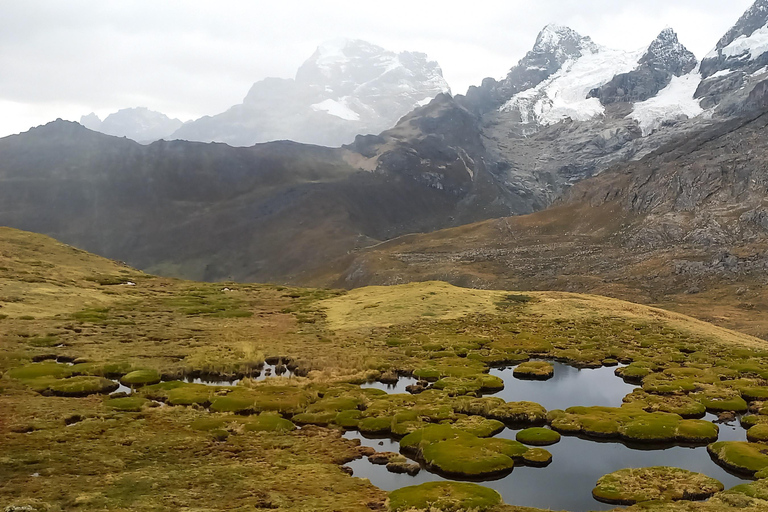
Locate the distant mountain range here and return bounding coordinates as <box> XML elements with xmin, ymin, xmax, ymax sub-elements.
<box><xmin>4</xmin><ymin>0</ymin><xmax>768</xmax><ymax>305</ymax></box>
<box><xmin>80</xmin><ymin>39</ymin><xmax>450</xmax><ymax>147</ymax></box>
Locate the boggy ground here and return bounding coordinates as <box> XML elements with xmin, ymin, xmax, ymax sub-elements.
<box><xmin>3</xmin><ymin>227</ymin><xmax>768</xmax><ymax>512</ymax></box>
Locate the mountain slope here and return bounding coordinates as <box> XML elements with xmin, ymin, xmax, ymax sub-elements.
<box><xmin>319</xmin><ymin>107</ymin><xmax>768</xmax><ymax>340</ymax></box>
<box><xmin>0</xmin><ymin>119</ymin><xmax>520</xmax><ymax>283</ymax></box>
<box><xmin>171</xmin><ymin>39</ymin><xmax>450</xmax><ymax>147</ymax></box>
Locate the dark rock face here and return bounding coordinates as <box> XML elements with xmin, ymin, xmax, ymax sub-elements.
<box><xmin>701</xmin><ymin>0</ymin><xmax>768</xmax><ymax>78</ymax></box>
<box><xmin>589</xmin><ymin>29</ymin><xmax>697</xmax><ymax>105</ymax></box>
<box><xmin>697</xmin><ymin>0</ymin><xmax>768</xmax><ymax>107</ymax></box>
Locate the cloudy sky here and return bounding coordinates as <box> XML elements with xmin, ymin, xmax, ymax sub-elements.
<box><xmin>0</xmin><ymin>0</ymin><xmax>754</xmax><ymax>138</ymax></box>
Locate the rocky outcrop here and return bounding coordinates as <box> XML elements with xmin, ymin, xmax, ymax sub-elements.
<box><xmin>589</xmin><ymin>29</ymin><xmax>697</xmax><ymax>104</ymax></box>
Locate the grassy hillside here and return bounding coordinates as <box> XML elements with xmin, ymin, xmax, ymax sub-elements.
<box><xmin>3</xmin><ymin>228</ymin><xmax>768</xmax><ymax>512</ymax></box>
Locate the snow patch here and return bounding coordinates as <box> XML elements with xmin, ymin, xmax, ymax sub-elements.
<box><xmin>310</xmin><ymin>98</ymin><xmax>360</xmax><ymax>121</ymax></box>
<box><xmin>416</xmin><ymin>97</ymin><xmax>434</xmax><ymax>107</ymax></box>
<box><xmin>502</xmin><ymin>46</ymin><xmax>644</xmax><ymax>126</ymax></box>
<box><xmin>629</xmin><ymin>72</ymin><xmax>703</xmax><ymax>136</ymax></box>
<box><xmin>712</xmin><ymin>25</ymin><xmax>768</xmax><ymax>61</ymax></box>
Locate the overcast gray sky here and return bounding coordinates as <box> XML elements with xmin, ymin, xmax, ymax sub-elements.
<box><xmin>0</xmin><ymin>0</ymin><xmax>755</xmax><ymax>138</ymax></box>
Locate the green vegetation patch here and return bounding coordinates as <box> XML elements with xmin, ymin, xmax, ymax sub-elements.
<box><xmin>7</xmin><ymin>362</ymin><xmax>73</xmax><ymax>380</ymax></box>
<box><xmin>388</xmin><ymin>482</ymin><xmax>501</xmax><ymax>512</ymax></box>
<box><xmin>48</xmin><ymin>376</ymin><xmax>118</xmax><ymax>397</ymax></box>
<box><xmin>708</xmin><ymin>441</ymin><xmax>768</xmax><ymax>476</ymax></box>
<box><xmin>432</xmin><ymin>374</ymin><xmax>504</xmax><ymax>395</ymax></box>
<box><xmin>622</xmin><ymin>389</ymin><xmax>706</xmax><ymax>418</ymax></box>
<box><xmin>549</xmin><ymin>406</ymin><xmax>718</xmax><ymax>444</ymax></box>
<box><xmin>487</xmin><ymin>401</ymin><xmax>547</xmax><ymax>425</ymax></box>
<box><xmin>516</xmin><ymin>427</ymin><xmax>561</xmax><ymax>446</ymax></box>
<box><xmin>592</xmin><ymin>467</ymin><xmax>724</xmax><ymax>505</ymax></box>
<box><xmin>452</xmin><ymin>416</ymin><xmax>505</xmax><ymax>438</ymax></box>
<box><xmin>104</xmin><ymin>396</ymin><xmax>148</xmax><ymax>412</ymax></box>
<box><xmin>513</xmin><ymin>361</ymin><xmax>554</xmax><ymax>380</ymax></box>
<box><xmin>747</xmin><ymin>424</ymin><xmax>768</xmax><ymax>443</ymax></box>
<box><xmin>400</xmin><ymin>424</ymin><xmax>542</xmax><ymax>477</ymax></box>
<box><xmin>191</xmin><ymin>414</ymin><xmax>295</xmax><ymax>433</ymax></box>
<box><xmin>120</xmin><ymin>369</ymin><xmax>161</xmax><ymax>387</ymax></box>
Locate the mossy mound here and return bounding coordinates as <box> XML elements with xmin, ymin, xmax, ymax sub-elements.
<box><xmin>413</xmin><ymin>358</ymin><xmax>487</xmax><ymax>382</ymax></box>
<box><xmin>422</xmin><ymin>437</ymin><xmax>516</xmax><ymax>477</ymax></box>
<box><xmin>741</xmin><ymin>414</ymin><xmax>768</xmax><ymax>429</ymax></box>
<box><xmin>103</xmin><ymin>396</ymin><xmax>148</xmax><ymax>411</ymax></box>
<box><xmin>7</xmin><ymin>362</ymin><xmax>73</xmax><ymax>380</ymax></box>
<box><xmin>221</xmin><ymin>386</ymin><xmax>311</xmax><ymax>414</ymax></box>
<box><xmin>708</xmin><ymin>441</ymin><xmax>768</xmax><ymax>476</ymax></box>
<box><xmin>592</xmin><ymin>467</ymin><xmax>724</xmax><ymax>505</ymax></box>
<box><xmin>748</xmin><ymin>424</ymin><xmax>768</xmax><ymax>443</ymax></box>
<box><xmin>622</xmin><ymin>389</ymin><xmax>706</xmax><ymax>418</ymax></box>
<box><xmin>47</xmin><ymin>376</ymin><xmax>118</xmax><ymax>397</ymax></box>
<box><xmin>191</xmin><ymin>413</ymin><xmax>295</xmax><ymax>433</ymax></box>
<box><xmin>615</xmin><ymin>362</ymin><xmax>656</xmax><ymax>383</ymax></box>
<box><xmin>488</xmin><ymin>401</ymin><xmax>547</xmax><ymax>425</ymax></box>
<box><xmin>548</xmin><ymin>406</ymin><xmax>718</xmax><ymax>444</ymax></box>
<box><xmin>513</xmin><ymin>361</ymin><xmax>554</xmax><ymax>380</ymax></box>
<box><xmin>388</xmin><ymin>482</ymin><xmax>501</xmax><ymax>512</ymax></box>
<box><xmin>358</xmin><ymin>416</ymin><xmax>393</xmax><ymax>435</ymax></box>
<box><xmin>400</xmin><ymin>424</ymin><xmax>544</xmax><ymax>477</ymax></box>
<box><xmin>516</xmin><ymin>427</ymin><xmax>561</xmax><ymax>446</ymax></box>
<box><xmin>120</xmin><ymin>369</ymin><xmax>161</xmax><ymax>387</ymax></box>
<box><xmin>452</xmin><ymin>416</ymin><xmax>505</xmax><ymax>438</ymax></box>
<box><xmin>432</xmin><ymin>374</ymin><xmax>504</xmax><ymax>395</ymax></box>
<box><xmin>740</xmin><ymin>386</ymin><xmax>768</xmax><ymax>402</ymax></box>
<box><xmin>697</xmin><ymin>394</ymin><xmax>749</xmax><ymax>413</ymax></box>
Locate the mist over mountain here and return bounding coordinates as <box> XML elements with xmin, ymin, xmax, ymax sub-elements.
<box><xmin>168</xmin><ymin>39</ymin><xmax>450</xmax><ymax>148</ymax></box>
<box><xmin>79</xmin><ymin>107</ymin><xmax>184</xmax><ymax>142</ymax></box>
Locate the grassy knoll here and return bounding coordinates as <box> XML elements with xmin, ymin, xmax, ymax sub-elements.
<box><xmin>3</xmin><ymin>227</ymin><xmax>768</xmax><ymax>512</ymax></box>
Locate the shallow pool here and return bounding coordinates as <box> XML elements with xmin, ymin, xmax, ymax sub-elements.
<box><xmin>345</xmin><ymin>361</ymin><xmax>752</xmax><ymax>512</ymax></box>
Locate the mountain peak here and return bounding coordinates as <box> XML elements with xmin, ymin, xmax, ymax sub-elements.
<box><xmin>639</xmin><ymin>28</ymin><xmax>697</xmax><ymax>76</ymax></box>
<box><xmin>532</xmin><ymin>24</ymin><xmax>597</xmax><ymax>57</ymax></box>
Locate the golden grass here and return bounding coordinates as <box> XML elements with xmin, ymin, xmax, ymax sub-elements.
<box><xmin>322</xmin><ymin>281</ymin><xmax>506</xmax><ymax>331</ymax></box>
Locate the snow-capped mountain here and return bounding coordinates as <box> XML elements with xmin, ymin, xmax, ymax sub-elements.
<box><xmin>80</xmin><ymin>108</ymin><xmax>184</xmax><ymax>143</ymax></box>
<box><xmin>697</xmin><ymin>0</ymin><xmax>768</xmax><ymax>110</ymax></box>
<box><xmin>497</xmin><ymin>27</ymin><xmax>698</xmax><ymax>131</ymax></box>
<box><xmin>170</xmin><ymin>39</ymin><xmax>450</xmax><ymax>147</ymax></box>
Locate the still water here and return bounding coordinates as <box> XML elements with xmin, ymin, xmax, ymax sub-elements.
<box><xmin>344</xmin><ymin>361</ymin><xmax>752</xmax><ymax>512</ymax></box>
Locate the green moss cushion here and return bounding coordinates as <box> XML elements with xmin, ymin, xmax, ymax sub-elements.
<box><xmin>593</xmin><ymin>467</ymin><xmax>724</xmax><ymax>505</ymax></box>
<box><xmin>120</xmin><ymin>369</ymin><xmax>161</xmax><ymax>387</ymax></box>
<box><xmin>388</xmin><ymin>482</ymin><xmax>502</xmax><ymax>512</ymax></box>
<box><xmin>516</xmin><ymin>427</ymin><xmax>561</xmax><ymax>446</ymax></box>
<box><xmin>708</xmin><ymin>441</ymin><xmax>768</xmax><ymax>476</ymax></box>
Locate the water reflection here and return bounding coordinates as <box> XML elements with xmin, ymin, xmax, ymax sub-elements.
<box><xmin>344</xmin><ymin>362</ymin><xmax>752</xmax><ymax>512</ymax></box>
<box><xmin>360</xmin><ymin>376</ymin><xmax>420</xmax><ymax>394</ymax></box>
<box><xmin>489</xmin><ymin>362</ymin><xmax>638</xmax><ymax>410</ymax></box>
